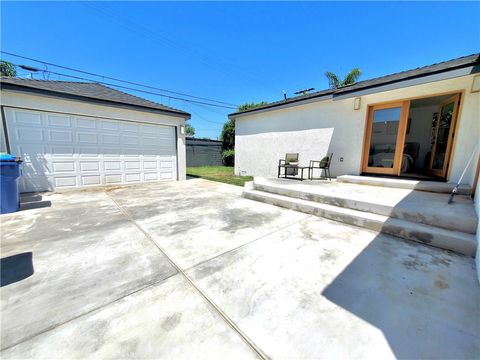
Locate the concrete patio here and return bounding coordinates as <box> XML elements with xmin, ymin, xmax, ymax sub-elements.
<box><xmin>1</xmin><ymin>178</ymin><xmax>479</xmax><ymax>359</ymax></box>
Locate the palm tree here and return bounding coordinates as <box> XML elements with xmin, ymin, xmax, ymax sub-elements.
<box><xmin>325</xmin><ymin>68</ymin><xmax>361</xmax><ymax>89</ymax></box>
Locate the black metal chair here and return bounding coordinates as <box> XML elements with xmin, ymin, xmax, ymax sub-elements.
<box><xmin>278</xmin><ymin>153</ymin><xmax>299</xmax><ymax>178</ymax></box>
<box><xmin>309</xmin><ymin>153</ymin><xmax>333</xmax><ymax>180</ymax></box>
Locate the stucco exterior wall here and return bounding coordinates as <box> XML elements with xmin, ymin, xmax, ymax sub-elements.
<box><xmin>235</xmin><ymin>74</ymin><xmax>479</xmax><ymax>185</ymax></box>
<box><xmin>0</xmin><ymin>90</ymin><xmax>187</xmax><ymax>180</ymax></box>
<box><xmin>474</xmin><ymin>167</ymin><xmax>480</xmax><ymax>284</ymax></box>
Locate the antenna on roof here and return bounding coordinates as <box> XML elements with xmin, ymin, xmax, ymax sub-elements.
<box><xmin>19</xmin><ymin>65</ymin><xmax>40</xmax><ymax>72</ymax></box>
<box><xmin>294</xmin><ymin>87</ymin><xmax>315</xmax><ymax>95</ymax></box>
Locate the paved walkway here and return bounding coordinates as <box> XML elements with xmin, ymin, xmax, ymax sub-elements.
<box><xmin>1</xmin><ymin>179</ymin><xmax>479</xmax><ymax>359</ymax></box>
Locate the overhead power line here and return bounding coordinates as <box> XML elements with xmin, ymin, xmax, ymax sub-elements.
<box><xmin>80</xmin><ymin>2</ymin><xmax>282</xmax><ymax>95</ymax></box>
<box><xmin>1</xmin><ymin>51</ymin><xmax>238</xmax><ymax>108</ymax></box>
<box><xmin>3</xmin><ymin>60</ymin><xmax>237</xmax><ymax>110</ymax></box>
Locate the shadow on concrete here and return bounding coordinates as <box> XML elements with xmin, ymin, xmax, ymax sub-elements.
<box><xmin>20</xmin><ymin>200</ymin><xmax>52</xmax><ymax>211</ymax></box>
<box><xmin>321</xmin><ymin>235</ymin><xmax>479</xmax><ymax>359</ymax></box>
<box><xmin>1</xmin><ymin>252</ymin><xmax>34</xmax><ymax>287</ymax></box>
<box><xmin>19</xmin><ymin>193</ymin><xmax>52</xmax><ymax>211</ymax></box>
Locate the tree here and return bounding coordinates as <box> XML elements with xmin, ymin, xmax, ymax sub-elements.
<box><xmin>220</xmin><ymin>118</ymin><xmax>235</xmax><ymax>150</ymax></box>
<box><xmin>0</xmin><ymin>60</ymin><xmax>16</xmax><ymax>77</ymax></box>
<box><xmin>237</xmin><ymin>101</ymin><xmax>268</xmax><ymax>112</ymax></box>
<box><xmin>185</xmin><ymin>123</ymin><xmax>195</xmax><ymax>136</ymax></box>
<box><xmin>325</xmin><ymin>68</ymin><xmax>361</xmax><ymax>89</ymax></box>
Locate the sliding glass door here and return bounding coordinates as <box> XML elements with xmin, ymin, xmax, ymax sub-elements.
<box><xmin>429</xmin><ymin>94</ymin><xmax>460</xmax><ymax>178</ymax></box>
<box><xmin>362</xmin><ymin>101</ymin><xmax>410</xmax><ymax>175</ymax></box>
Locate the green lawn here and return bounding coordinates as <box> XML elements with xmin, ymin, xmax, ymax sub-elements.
<box><xmin>186</xmin><ymin>166</ymin><xmax>253</xmax><ymax>187</ymax></box>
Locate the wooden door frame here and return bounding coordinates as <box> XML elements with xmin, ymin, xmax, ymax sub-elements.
<box><xmin>428</xmin><ymin>94</ymin><xmax>461</xmax><ymax>178</ymax></box>
<box><xmin>361</xmin><ymin>100</ymin><xmax>410</xmax><ymax>175</ymax></box>
<box><xmin>360</xmin><ymin>90</ymin><xmax>464</xmax><ymax>178</ymax></box>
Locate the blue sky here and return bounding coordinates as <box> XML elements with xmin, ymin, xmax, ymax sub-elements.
<box><xmin>1</xmin><ymin>1</ymin><xmax>479</xmax><ymax>139</ymax></box>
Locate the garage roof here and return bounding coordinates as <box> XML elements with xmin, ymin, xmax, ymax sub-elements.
<box><xmin>0</xmin><ymin>77</ymin><xmax>191</xmax><ymax>118</ymax></box>
<box><xmin>229</xmin><ymin>53</ymin><xmax>480</xmax><ymax>118</ymax></box>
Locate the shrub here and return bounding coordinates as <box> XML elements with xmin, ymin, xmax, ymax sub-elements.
<box><xmin>222</xmin><ymin>149</ymin><xmax>235</xmax><ymax>166</ymax></box>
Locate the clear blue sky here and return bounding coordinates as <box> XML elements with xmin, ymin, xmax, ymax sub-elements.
<box><xmin>1</xmin><ymin>1</ymin><xmax>479</xmax><ymax>139</ymax></box>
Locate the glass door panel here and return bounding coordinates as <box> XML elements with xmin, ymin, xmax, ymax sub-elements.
<box><xmin>363</xmin><ymin>101</ymin><xmax>409</xmax><ymax>175</ymax></box>
<box><xmin>429</xmin><ymin>95</ymin><xmax>459</xmax><ymax>177</ymax></box>
<box><xmin>368</xmin><ymin>107</ymin><xmax>401</xmax><ymax>169</ymax></box>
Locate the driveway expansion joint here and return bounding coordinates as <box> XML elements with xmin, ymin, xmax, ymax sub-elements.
<box><xmin>184</xmin><ymin>214</ymin><xmax>313</xmax><ymax>273</ymax></box>
<box><xmin>0</xmin><ymin>273</ymin><xmax>179</xmax><ymax>352</ymax></box>
<box><xmin>105</xmin><ymin>191</ymin><xmax>269</xmax><ymax>360</ymax></box>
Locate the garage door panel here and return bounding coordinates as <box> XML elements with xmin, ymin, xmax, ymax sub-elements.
<box><xmin>77</xmin><ymin>117</ymin><xmax>97</xmax><ymax>129</ymax></box>
<box><xmin>104</xmin><ymin>161</ymin><xmax>122</xmax><ymax>171</ymax></box>
<box><xmin>16</xmin><ymin>127</ymin><xmax>44</xmax><ymax>142</ymax></box>
<box><xmin>48</xmin><ymin>130</ymin><xmax>73</xmax><ymax>143</ymax></box>
<box><xmin>144</xmin><ymin>173</ymin><xmax>158</xmax><ymax>181</ymax></box>
<box><xmin>79</xmin><ymin>161</ymin><xmax>100</xmax><ymax>172</ymax></box>
<box><xmin>13</xmin><ymin>111</ymin><xmax>43</xmax><ymax>126</ymax></box>
<box><xmin>126</xmin><ymin>173</ymin><xmax>141</xmax><ymax>182</ymax></box>
<box><xmin>105</xmin><ymin>174</ymin><xmax>122</xmax><ymax>184</ymax></box>
<box><xmin>51</xmin><ymin>146</ymin><xmax>75</xmax><ymax>157</ymax></box>
<box><xmin>47</xmin><ymin>115</ymin><xmax>72</xmax><ymax>128</ymax></box>
<box><xmin>81</xmin><ymin>175</ymin><xmax>101</xmax><ymax>186</ymax></box>
<box><xmin>100</xmin><ymin>120</ymin><xmax>118</xmax><ymax>131</ymax></box>
<box><xmin>6</xmin><ymin>108</ymin><xmax>177</xmax><ymax>192</ymax></box>
<box><xmin>77</xmin><ymin>132</ymin><xmax>98</xmax><ymax>144</ymax></box>
<box><xmin>55</xmin><ymin>176</ymin><xmax>78</xmax><ymax>188</ymax></box>
<box><xmin>143</xmin><ymin>161</ymin><xmax>158</xmax><ymax>170</ymax></box>
<box><xmin>160</xmin><ymin>172</ymin><xmax>173</xmax><ymax>179</ymax></box>
<box><xmin>101</xmin><ymin>134</ymin><xmax>120</xmax><ymax>145</ymax></box>
<box><xmin>52</xmin><ymin>162</ymin><xmax>76</xmax><ymax>173</ymax></box>
<box><xmin>20</xmin><ymin>175</ymin><xmax>52</xmax><ymax>192</ymax></box>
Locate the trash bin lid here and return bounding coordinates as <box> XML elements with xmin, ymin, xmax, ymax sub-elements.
<box><xmin>0</xmin><ymin>153</ymin><xmax>18</xmax><ymax>162</ymax></box>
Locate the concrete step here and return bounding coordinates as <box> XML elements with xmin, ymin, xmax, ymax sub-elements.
<box><xmin>243</xmin><ymin>185</ymin><xmax>476</xmax><ymax>256</ymax></box>
<box><xmin>337</xmin><ymin>175</ymin><xmax>472</xmax><ymax>195</ymax></box>
<box><xmin>253</xmin><ymin>178</ymin><xmax>477</xmax><ymax>235</ymax></box>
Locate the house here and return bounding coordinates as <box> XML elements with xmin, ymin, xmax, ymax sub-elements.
<box><xmin>229</xmin><ymin>54</ymin><xmax>480</xmax><ymax>189</ymax></box>
<box><xmin>0</xmin><ymin>78</ymin><xmax>191</xmax><ymax>192</ymax></box>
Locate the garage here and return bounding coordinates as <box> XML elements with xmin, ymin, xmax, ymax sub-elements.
<box><xmin>1</xmin><ymin>78</ymin><xmax>190</xmax><ymax>192</ymax></box>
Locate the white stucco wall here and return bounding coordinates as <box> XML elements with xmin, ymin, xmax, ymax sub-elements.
<box><xmin>234</xmin><ymin>74</ymin><xmax>480</xmax><ymax>185</ymax></box>
<box><xmin>0</xmin><ymin>89</ymin><xmax>188</xmax><ymax>180</ymax></box>
<box><xmin>475</xmin><ymin>171</ymin><xmax>480</xmax><ymax>284</ymax></box>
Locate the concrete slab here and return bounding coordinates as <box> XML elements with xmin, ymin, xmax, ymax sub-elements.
<box><xmin>1</xmin><ymin>191</ymin><xmax>177</xmax><ymax>350</ymax></box>
<box><xmin>188</xmin><ymin>217</ymin><xmax>480</xmax><ymax>359</ymax></box>
<box><xmin>244</xmin><ymin>186</ymin><xmax>477</xmax><ymax>256</ymax></box>
<box><xmin>2</xmin><ymin>179</ymin><xmax>479</xmax><ymax>359</ymax></box>
<box><xmin>108</xmin><ymin>179</ymin><xmax>310</xmax><ymax>269</ymax></box>
<box><xmin>253</xmin><ymin>177</ymin><xmax>478</xmax><ymax>234</ymax></box>
<box><xmin>1</xmin><ymin>275</ymin><xmax>257</xmax><ymax>359</ymax></box>
<box><xmin>337</xmin><ymin>175</ymin><xmax>472</xmax><ymax>195</ymax></box>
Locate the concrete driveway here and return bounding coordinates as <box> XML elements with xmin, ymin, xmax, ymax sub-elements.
<box><xmin>1</xmin><ymin>179</ymin><xmax>479</xmax><ymax>359</ymax></box>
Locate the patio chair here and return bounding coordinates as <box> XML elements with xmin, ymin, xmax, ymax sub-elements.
<box><xmin>309</xmin><ymin>153</ymin><xmax>333</xmax><ymax>180</ymax></box>
<box><xmin>278</xmin><ymin>153</ymin><xmax>299</xmax><ymax>177</ymax></box>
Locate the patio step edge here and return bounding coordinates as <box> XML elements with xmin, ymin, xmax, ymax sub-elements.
<box><xmin>252</xmin><ymin>179</ymin><xmax>477</xmax><ymax>235</ymax></box>
<box><xmin>243</xmin><ymin>188</ymin><xmax>476</xmax><ymax>257</ymax></box>
<box><xmin>337</xmin><ymin>175</ymin><xmax>472</xmax><ymax>195</ymax></box>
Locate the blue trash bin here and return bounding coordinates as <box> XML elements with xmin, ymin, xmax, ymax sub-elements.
<box><xmin>0</xmin><ymin>154</ymin><xmax>23</xmax><ymax>214</ymax></box>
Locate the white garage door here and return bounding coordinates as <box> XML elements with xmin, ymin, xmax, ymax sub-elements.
<box><xmin>5</xmin><ymin>108</ymin><xmax>177</xmax><ymax>192</ymax></box>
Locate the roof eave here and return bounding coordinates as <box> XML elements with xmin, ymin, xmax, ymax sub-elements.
<box><xmin>0</xmin><ymin>83</ymin><xmax>191</xmax><ymax>119</ymax></box>
<box><xmin>230</xmin><ymin>58</ymin><xmax>480</xmax><ymax>118</ymax></box>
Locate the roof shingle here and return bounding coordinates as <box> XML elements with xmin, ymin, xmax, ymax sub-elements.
<box><xmin>230</xmin><ymin>53</ymin><xmax>480</xmax><ymax>117</ymax></box>
<box><xmin>0</xmin><ymin>77</ymin><xmax>190</xmax><ymax>118</ymax></box>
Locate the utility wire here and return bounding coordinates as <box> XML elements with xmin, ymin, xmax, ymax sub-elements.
<box><xmin>1</xmin><ymin>51</ymin><xmax>237</xmax><ymax>107</ymax></box>
<box><xmin>6</xmin><ymin>61</ymin><xmax>237</xmax><ymax>110</ymax></box>
<box><xmin>80</xmin><ymin>2</ymin><xmax>282</xmax><ymax>95</ymax></box>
